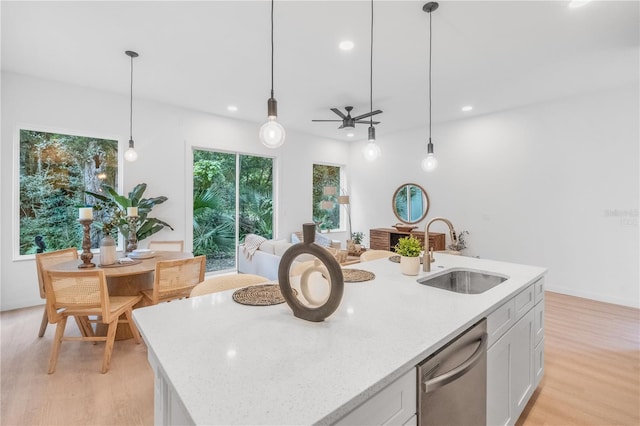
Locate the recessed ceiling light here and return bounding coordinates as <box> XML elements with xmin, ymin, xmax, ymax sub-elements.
<box><xmin>339</xmin><ymin>40</ymin><xmax>354</xmax><ymax>51</ymax></box>
<box><xmin>346</xmin><ymin>132</ymin><xmax>355</xmax><ymax>138</ymax></box>
<box><xmin>569</xmin><ymin>0</ymin><xmax>591</xmax><ymax>8</ymax></box>
<box><xmin>461</xmin><ymin>105</ymin><xmax>473</xmax><ymax>112</ymax></box>
<box><xmin>227</xmin><ymin>105</ymin><xmax>238</xmax><ymax>112</ymax></box>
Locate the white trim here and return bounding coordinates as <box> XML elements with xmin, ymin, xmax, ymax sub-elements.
<box><xmin>12</xmin><ymin>123</ymin><xmax>124</xmax><ymax>260</ymax></box>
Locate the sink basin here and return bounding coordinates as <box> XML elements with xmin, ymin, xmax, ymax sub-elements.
<box><xmin>417</xmin><ymin>269</ymin><xmax>508</xmax><ymax>294</ymax></box>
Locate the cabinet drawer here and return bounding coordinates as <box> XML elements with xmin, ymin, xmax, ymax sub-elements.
<box><xmin>534</xmin><ymin>278</ymin><xmax>544</xmax><ymax>304</ymax></box>
<box><xmin>487</xmin><ymin>298</ymin><xmax>516</xmax><ymax>347</ymax></box>
<box><xmin>514</xmin><ymin>284</ymin><xmax>535</xmax><ymax>321</ymax></box>
<box><xmin>335</xmin><ymin>369</ymin><xmax>416</xmax><ymax>426</ymax></box>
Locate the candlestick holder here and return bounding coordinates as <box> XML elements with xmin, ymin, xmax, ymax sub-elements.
<box><xmin>126</xmin><ymin>216</ymin><xmax>139</xmax><ymax>253</ymax></box>
<box><xmin>78</xmin><ymin>219</ymin><xmax>96</xmax><ymax>269</ymax></box>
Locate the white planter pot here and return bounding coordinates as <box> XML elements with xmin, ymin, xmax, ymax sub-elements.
<box><xmin>400</xmin><ymin>256</ymin><xmax>420</xmax><ymax>276</ymax></box>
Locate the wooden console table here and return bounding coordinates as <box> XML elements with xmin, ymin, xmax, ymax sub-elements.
<box><xmin>370</xmin><ymin>228</ymin><xmax>446</xmax><ymax>252</ymax></box>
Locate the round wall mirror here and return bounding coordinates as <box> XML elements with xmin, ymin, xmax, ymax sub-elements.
<box><xmin>392</xmin><ymin>183</ymin><xmax>430</xmax><ymax>224</ymax></box>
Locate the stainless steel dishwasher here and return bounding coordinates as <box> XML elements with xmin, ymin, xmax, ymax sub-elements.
<box><xmin>417</xmin><ymin>318</ymin><xmax>488</xmax><ymax>426</ymax></box>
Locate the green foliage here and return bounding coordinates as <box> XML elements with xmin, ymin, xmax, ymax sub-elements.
<box><xmin>18</xmin><ymin>129</ymin><xmax>117</xmax><ymax>254</ymax></box>
<box><xmin>192</xmin><ymin>150</ymin><xmax>274</xmax><ymax>271</ymax></box>
<box><xmin>312</xmin><ymin>164</ymin><xmax>341</xmax><ymax>231</ymax></box>
<box><xmin>394</xmin><ymin>236</ymin><xmax>423</xmax><ymax>257</ymax></box>
<box><xmin>351</xmin><ymin>231</ymin><xmax>364</xmax><ymax>244</ymax></box>
<box><xmin>85</xmin><ymin>183</ymin><xmax>173</xmax><ymax>242</ymax></box>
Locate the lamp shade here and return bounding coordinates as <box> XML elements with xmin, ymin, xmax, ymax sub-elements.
<box><xmin>323</xmin><ymin>186</ymin><xmax>337</xmax><ymax>196</ymax></box>
<box><xmin>337</xmin><ymin>195</ymin><xmax>350</xmax><ymax>205</ymax></box>
<box><xmin>320</xmin><ymin>200</ymin><xmax>335</xmax><ymax>210</ymax></box>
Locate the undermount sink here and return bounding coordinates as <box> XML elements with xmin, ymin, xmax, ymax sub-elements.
<box><xmin>417</xmin><ymin>268</ymin><xmax>508</xmax><ymax>294</ymax></box>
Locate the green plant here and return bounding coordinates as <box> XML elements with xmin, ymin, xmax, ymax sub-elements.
<box><xmin>351</xmin><ymin>231</ymin><xmax>364</xmax><ymax>245</ymax></box>
<box><xmin>85</xmin><ymin>183</ymin><xmax>173</xmax><ymax>242</ymax></box>
<box><xmin>394</xmin><ymin>236</ymin><xmax>423</xmax><ymax>257</ymax></box>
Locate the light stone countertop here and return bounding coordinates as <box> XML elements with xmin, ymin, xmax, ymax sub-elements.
<box><xmin>133</xmin><ymin>253</ymin><xmax>546</xmax><ymax>425</ymax></box>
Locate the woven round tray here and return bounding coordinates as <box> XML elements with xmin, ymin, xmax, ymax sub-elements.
<box><xmin>342</xmin><ymin>268</ymin><xmax>375</xmax><ymax>282</ymax></box>
<box><xmin>388</xmin><ymin>255</ymin><xmax>423</xmax><ymax>264</ymax></box>
<box><xmin>232</xmin><ymin>284</ymin><xmax>298</xmax><ymax>306</ymax></box>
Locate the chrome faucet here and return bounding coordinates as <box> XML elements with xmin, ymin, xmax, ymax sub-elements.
<box><xmin>423</xmin><ymin>217</ymin><xmax>458</xmax><ymax>272</ymax></box>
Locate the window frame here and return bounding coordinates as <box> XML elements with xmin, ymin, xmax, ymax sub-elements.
<box><xmin>12</xmin><ymin>124</ymin><xmax>124</xmax><ymax>261</ymax></box>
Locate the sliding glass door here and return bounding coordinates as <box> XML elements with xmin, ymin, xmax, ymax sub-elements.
<box><xmin>193</xmin><ymin>149</ymin><xmax>273</xmax><ymax>273</ymax></box>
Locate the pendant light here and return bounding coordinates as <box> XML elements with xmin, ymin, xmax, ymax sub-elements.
<box><xmin>421</xmin><ymin>2</ymin><xmax>438</xmax><ymax>172</ymax></box>
<box><xmin>259</xmin><ymin>0</ymin><xmax>286</xmax><ymax>148</ymax></box>
<box><xmin>363</xmin><ymin>0</ymin><xmax>381</xmax><ymax>162</ymax></box>
<box><xmin>124</xmin><ymin>50</ymin><xmax>139</xmax><ymax>162</ymax></box>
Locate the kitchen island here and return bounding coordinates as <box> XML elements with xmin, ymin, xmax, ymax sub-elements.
<box><xmin>133</xmin><ymin>253</ymin><xmax>546</xmax><ymax>425</ymax></box>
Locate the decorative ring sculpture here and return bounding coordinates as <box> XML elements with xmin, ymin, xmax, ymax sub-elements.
<box><xmin>278</xmin><ymin>223</ymin><xmax>344</xmax><ymax>322</ymax></box>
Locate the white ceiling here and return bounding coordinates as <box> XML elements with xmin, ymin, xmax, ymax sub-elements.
<box><xmin>2</xmin><ymin>0</ymin><xmax>638</xmax><ymax>142</ymax></box>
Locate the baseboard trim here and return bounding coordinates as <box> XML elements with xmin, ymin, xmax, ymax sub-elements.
<box><xmin>545</xmin><ymin>285</ymin><xmax>640</xmax><ymax>309</ymax></box>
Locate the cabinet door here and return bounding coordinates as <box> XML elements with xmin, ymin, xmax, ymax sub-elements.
<box><xmin>370</xmin><ymin>229</ymin><xmax>390</xmax><ymax>250</ymax></box>
<box><xmin>487</xmin><ymin>308</ymin><xmax>535</xmax><ymax>426</ymax></box>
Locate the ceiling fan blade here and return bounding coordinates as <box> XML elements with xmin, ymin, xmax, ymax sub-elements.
<box><xmin>338</xmin><ymin>124</ymin><xmax>345</xmax><ymax>129</ymax></box>
<box><xmin>352</xmin><ymin>109</ymin><xmax>383</xmax><ymax>121</ymax></box>
<box><xmin>312</xmin><ymin>119</ymin><xmax>343</xmax><ymax>122</ymax></box>
<box><xmin>330</xmin><ymin>108</ymin><xmax>348</xmax><ymax>119</ymax></box>
<box><xmin>355</xmin><ymin>120</ymin><xmax>380</xmax><ymax>125</ymax></box>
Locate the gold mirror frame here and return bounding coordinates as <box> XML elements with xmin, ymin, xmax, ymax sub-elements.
<box><xmin>392</xmin><ymin>183</ymin><xmax>430</xmax><ymax>225</ymax></box>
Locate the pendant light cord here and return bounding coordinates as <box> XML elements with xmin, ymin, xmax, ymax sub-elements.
<box><xmin>370</xmin><ymin>0</ymin><xmax>374</xmax><ymax>126</ymax></box>
<box><xmin>270</xmin><ymin>0</ymin><xmax>274</xmax><ymax>99</ymax></box>
<box><xmin>428</xmin><ymin>10</ymin><xmax>432</xmax><ymax>140</ymax></box>
<box><xmin>129</xmin><ymin>54</ymin><xmax>134</xmax><ymax>140</ymax></box>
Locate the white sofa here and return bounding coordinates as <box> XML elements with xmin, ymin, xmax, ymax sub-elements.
<box><xmin>237</xmin><ymin>234</ymin><xmax>341</xmax><ymax>281</ymax></box>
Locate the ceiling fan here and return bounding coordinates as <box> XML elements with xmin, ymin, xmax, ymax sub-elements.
<box><xmin>312</xmin><ymin>106</ymin><xmax>382</xmax><ymax>129</ymax></box>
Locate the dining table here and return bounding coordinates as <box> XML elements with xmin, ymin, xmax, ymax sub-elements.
<box><xmin>48</xmin><ymin>250</ymin><xmax>193</xmax><ymax>339</ymax></box>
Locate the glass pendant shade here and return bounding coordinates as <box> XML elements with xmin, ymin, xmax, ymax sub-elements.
<box><xmin>259</xmin><ymin>118</ymin><xmax>286</xmax><ymax>148</ymax></box>
<box><xmin>124</xmin><ymin>139</ymin><xmax>138</xmax><ymax>162</ymax></box>
<box><xmin>421</xmin><ymin>153</ymin><xmax>438</xmax><ymax>171</ymax></box>
<box><xmin>363</xmin><ymin>140</ymin><xmax>381</xmax><ymax>162</ymax></box>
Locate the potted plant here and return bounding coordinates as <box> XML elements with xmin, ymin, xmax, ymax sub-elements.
<box><xmin>351</xmin><ymin>231</ymin><xmax>364</xmax><ymax>253</ymax></box>
<box><xmin>394</xmin><ymin>235</ymin><xmax>423</xmax><ymax>275</ymax></box>
<box><xmin>85</xmin><ymin>183</ymin><xmax>173</xmax><ymax>245</ymax></box>
<box><xmin>447</xmin><ymin>230</ymin><xmax>469</xmax><ymax>255</ymax></box>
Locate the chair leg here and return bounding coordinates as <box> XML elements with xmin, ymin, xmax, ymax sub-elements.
<box><xmin>38</xmin><ymin>306</ymin><xmax>48</xmax><ymax>338</ymax></box>
<box><xmin>47</xmin><ymin>317</ymin><xmax>68</xmax><ymax>374</ymax></box>
<box><xmin>124</xmin><ymin>308</ymin><xmax>142</xmax><ymax>344</ymax></box>
<box><xmin>101</xmin><ymin>320</ymin><xmax>118</xmax><ymax>374</ymax></box>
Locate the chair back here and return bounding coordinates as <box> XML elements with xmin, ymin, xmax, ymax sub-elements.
<box><xmin>190</xmin><ymin>274</ymin><xmax>269</xmax><ymax>297</ymax></box>
<box><xmin>148</xmin><ymin>240</ymin><xmax>184</xmax><ymax>252</ymax></box>
<box><xmin>44</xmin><ymin>269</ymin><xmax>108</xmax><ymax>324</ymax></box>
<box><xmin>35</xmin><ymin>248</ymin><xmax>79</xmax><ymax>299</ymax></box>
<box><xmin>151</xmin><ymin>256</ymin><xmax>205</xmax><ymax>304</ymax></box>
<box><xmin>360</xmin><ymin>250</ymin><xmax>396</xmax><ymax>262</ymax></box>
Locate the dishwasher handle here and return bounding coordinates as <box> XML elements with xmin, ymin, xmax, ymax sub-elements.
<box><xmin>422</xmin><ymin>332</ymin><xmax>488</xmax><ymax>393</ymax></box>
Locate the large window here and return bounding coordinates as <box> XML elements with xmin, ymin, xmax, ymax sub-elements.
<box><xmin>312</xmin><ymin>163</ymin><xmax>345</xmax><ymax>232</ymax></box>
<box><xmin>193</xmin><ymin>149</ymin><xmax>273</xmax><ymax>273</ymax></box>
<box><xmin>18</xmin><ymin>129</ymin><xmax>118</xmax><ymax>256</ymax></box>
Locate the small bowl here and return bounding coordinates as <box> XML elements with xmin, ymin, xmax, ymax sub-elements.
<box><xmin>393</xmin><ymin>224</ymin><xmax>417</xmax><ymax>232</ymax></box>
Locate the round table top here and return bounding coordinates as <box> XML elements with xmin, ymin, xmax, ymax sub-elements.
<box><xmin>48</xmin><ymin>251</ymin><xmax>192</xmax><ymax>277</ymax></box>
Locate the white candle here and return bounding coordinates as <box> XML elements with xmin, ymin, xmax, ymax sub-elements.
<box><xmin>79</xmin><ymin>207</ymin><xmax>93</xmax><ymax>220</ymax></box>
<box><xmin>127</xmin><ymin>207</ymin><xmax>138</xmax><ymax>217</ymax></box>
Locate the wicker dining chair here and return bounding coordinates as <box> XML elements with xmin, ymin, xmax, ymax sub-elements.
<box><xmin>147</xmin><ymin>240</ymin><xmax>184</xmax><ymax>252</ymax></box>
<box><xmin>190</xmin><ymin>274</ymin><xmax>270</xmax><ymax>297</ymax></box>
<box><xmin>359</xmin><ymin>250</ymin><xmax>397</xmax><ymax>262</ymax></box>
<box><xmin>35</xmin><ymin>248</ymin><xmax>92</xmax><ymax>338</ymax></box>
<box><xmin>141</xmin><ymin>255</ymin><xmax>206</xmax><ymax>305</ymax></box>
<box><xmin>44</xmin><ymin>269</ymin><xmax>142</xmax><ymax>374</ymax></box>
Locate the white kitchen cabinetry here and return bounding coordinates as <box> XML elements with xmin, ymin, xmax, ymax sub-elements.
<box><xmin>335</xmin><ymin>369</ymin><xmax>416</xmax><ymax>426</ymax></box>
<box><xmin>486</xmin><ymin>278</ymin><xmax>544</xmax><ymax>426</ymax></box>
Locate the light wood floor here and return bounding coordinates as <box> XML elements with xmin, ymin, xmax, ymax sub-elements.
<box><xmin>1</xmin><ymin>292</ymin><xmax>638</xmax><ymax>425</ymax></box>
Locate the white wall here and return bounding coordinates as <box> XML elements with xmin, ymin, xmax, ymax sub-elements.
<box><xmin>0</xmin><ymin>72</ymin><xmax>348</xmax><ymax>311</ymax></box>
<box><xmin>350</xmin><ymin>84</ymin><xmax>639</xmax><ymax>308</ymax></box>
